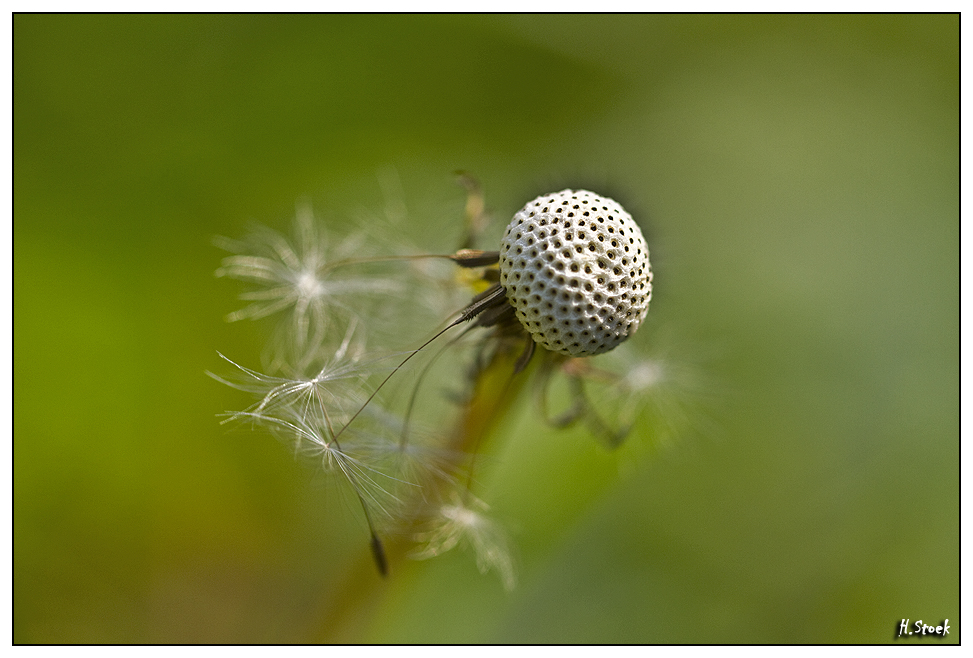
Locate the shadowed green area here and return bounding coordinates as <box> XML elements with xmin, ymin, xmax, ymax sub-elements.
<box><xmin>15</xmin><ymin>14</ymin><xmax>957</xmax><ymax>643</ymax></box>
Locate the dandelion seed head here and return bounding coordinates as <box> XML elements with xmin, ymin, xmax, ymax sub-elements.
<box><xmin>498</xmin><ymin>189</ymin><xmax>652</xmax><ymax>357</ymax></box>
<box><xmin>212</xmin><ymin>180</ymin><xmax>678</xmax><ymax>585</ymax></box>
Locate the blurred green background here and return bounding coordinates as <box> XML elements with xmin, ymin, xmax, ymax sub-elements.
<box><xmin>14</xmin><ymin>14</ymin><xmax>958</xmax><ymax>643</ymax></box>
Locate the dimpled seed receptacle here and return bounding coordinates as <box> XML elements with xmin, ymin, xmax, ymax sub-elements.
<box><xmin>498</xmin><ymin>189</ymin><xmax>652</xmax><ymax>357</ymax></box>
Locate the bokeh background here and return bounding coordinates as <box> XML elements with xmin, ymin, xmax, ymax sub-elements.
<box><xmin>14</xmin><ymin>14</ymin><xmax>958</xmax><ymax>643</ymax></box>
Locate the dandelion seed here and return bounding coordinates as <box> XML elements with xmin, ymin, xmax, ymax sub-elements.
<box><xmin>411</xmin><ymin>493</ymin><xmax>516</xmax><ymax>591</ymax></box>
<box><xmin>235</xmin><ymin>404</ymin><xmax>406</xmax><ymax>523</ymax></box>
<box><xmin>215</xmin><ymin>200</ymin><xmax>399</xmax><ymax>366</ymax></box>
<box><xmin>209</xmin><ymin>322</ymin><xmax>411</xmax><ymax>439</ymax></box>
<box><xmin>561</xmin><ymin>332</ymin><xmax>717</xmax><ymax>451</ymax></box>
<box><xmin>355</xmin><ymin>405</ymin><xmax>464</xmax><ymax>498</ymax></box>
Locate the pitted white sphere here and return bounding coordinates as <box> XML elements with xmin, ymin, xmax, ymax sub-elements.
<box><xmin>498</xmin><ymin>189</ymin><xmax>652</xmax><ymax>357</ymax></box>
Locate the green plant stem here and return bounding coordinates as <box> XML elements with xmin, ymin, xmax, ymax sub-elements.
<box><xmin>313</xmin><ymin>333</ymin><xmax>541</xmax><ymax>642</ymax></box>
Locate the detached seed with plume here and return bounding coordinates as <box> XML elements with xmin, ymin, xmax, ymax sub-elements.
<box><xmin>498</xmin><ymin>189</ymin><xmax>652</xmax><ymax>357</ymax></box>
